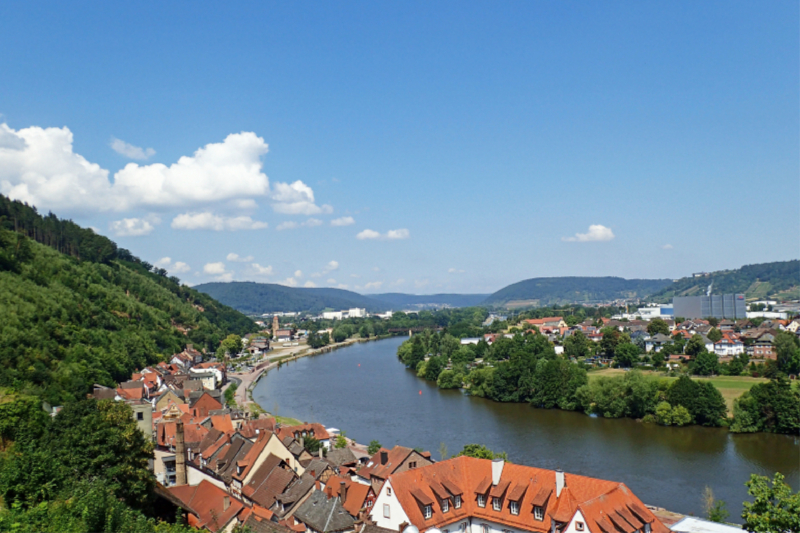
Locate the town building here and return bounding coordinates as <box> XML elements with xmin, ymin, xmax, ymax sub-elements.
<box><xmin>672</xmin><ymin>295</ymin><xmax>746</xmax><ymax>320</ymax></box>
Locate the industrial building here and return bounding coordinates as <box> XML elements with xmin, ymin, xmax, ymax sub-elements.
<box><xmin>672</xmin><ymin>294</ymin><xmax>747</xmax><ymax>319</ymax></box>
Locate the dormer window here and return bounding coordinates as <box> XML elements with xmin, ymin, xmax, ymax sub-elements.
<box><xmin>534</xmin><ymin>506</ymin><xmax>544</xmax><ymax>521</ymax></box>
<box><xmin>576</xmin><ymin>522</ymin><xmax>584</xmax><ymax>531</ymax></box>
<box><xmin>644</xmin><ymin>524</ymin><xmax>651</xmax><ymax>533</ymax></box>
<box><xmin>387</xmin><ymin>487</ymin><xmax>392</xmax><ymax>496</ymax></box>
<box><xmin>423</xmin><ymin>505</ymin><xmax>433</xmax><ymax>519</ymax></box>
<box><xmin>510</xmin><ymin>501</ymin><xmax>519</xmax><ymax>515</ymax></box>
<box><xmin>477</xmin><ymin>494</ymin><xmax>486</xmax><ymax>508</ymax></box>
<box><xmin>492</xmin><ymin>497</ymin><xmax>502</xmax><ymax>511</ymax></box>
<box><xmin>441</xmin><ymin>498</ymin><xmax>450</xmax><ymax>513</ymax></box>
<box><xmin>454</xmin><ymin>495</ymin><xmax>462</xmax><ymax>509</ymax></box>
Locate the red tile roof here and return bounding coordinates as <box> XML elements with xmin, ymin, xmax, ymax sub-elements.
<box><xmin>277</xmin><ymin>423</ymin><xmax>331</xmax><ymax>442</ymax></box>
<box><xmin>168</xmin><ymin>479</ymin><xmax>244</xmax><ymax>533</ymax></box>
<box><xmin>381</xmin><ymin>456</ymin><xmax>669</xmax><ymax>533</ymax></box>
<box><xmin>324</xmin><ymin>475</ymin><xmax>375</xmax><ymax>516</ymax></box>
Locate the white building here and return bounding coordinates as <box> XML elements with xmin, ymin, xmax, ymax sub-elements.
<box><xmin>370</xmin><ymin>457</ymin><xmax>668</xmax><ymax>533</ymax></box>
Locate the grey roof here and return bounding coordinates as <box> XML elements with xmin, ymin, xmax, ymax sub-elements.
<box><xmin>303</xmin><ymin>459</ymin><xmax>331</xmax><ymax>479</ymax></box>
<box><xmin>324</xmin><ymin>448</ymin><xmax>360</xmax><ymax>468</ymax></box>
<box><xmin>243</xmin><ymin>515</ymin><xmax>292</xmax><ymax>533</ymax></box>
<box><xmin>294</xmin><ymin>490</ymin><xmax>356</xmax><ymax>533</ymax></box>
<box><xmin>277</xmin><ymin>472</ymin><xmax>316</xmax><ymax>505</ymax></box>
<box><xmin>648</xmin><ymin>333</ymin><xmax>672</xmax><ymax>343</ymax></box>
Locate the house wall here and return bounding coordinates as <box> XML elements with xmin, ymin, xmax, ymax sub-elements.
<box><xmin>371</xmin><ymin>480</ymin><xmax>411</xmax><ymax>531</ymax></box>
<box><xmin>130</xmin><ymin>403</ymin><xmax>153</xmax><ymax>440</ymax></box>
<box><xmin>564</xmin><ymin>510</ymin><xmax>590</xmax><ymax>533</ymax></box>
<box><xmin>187</xmin><ymin>464</ymin><xmax>227</xmax><ymax>490</ymax></box>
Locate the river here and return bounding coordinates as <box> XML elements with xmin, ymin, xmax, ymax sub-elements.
<box><xmin>253</xmin><ymin>336</ymin><xmax>799</xmax><ymax>519</ymax></box>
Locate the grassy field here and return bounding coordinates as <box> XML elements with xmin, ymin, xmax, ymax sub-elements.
<box><xmin>587</xmin><ymin>368</ymin><xmax>769</xmax><ymax>412</ymax></box>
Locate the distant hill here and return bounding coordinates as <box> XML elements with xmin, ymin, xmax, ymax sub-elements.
<box><xmin>194</xmin><ymin>281</ymin><xmax>393</xmax><ymax>314</ymax></box>
<box><xmin>647</xmin><ymin>260</ymin><xmax>799</xmax><ymax>303</ymax></box>
<box><xmin>371</xmin><ymin>293</ymin><xmax>490</xmax><ymax>308</ymax></box>
<box><xmin>483</xmin><ymin>276</ymin><xmax>673</xmax><ymax>307</ymax></box>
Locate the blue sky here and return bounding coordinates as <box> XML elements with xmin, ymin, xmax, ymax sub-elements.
<box><xmin>0</xmin><ymin>1</ymin><xmax>797</xmax><ymax>294</ymax></box>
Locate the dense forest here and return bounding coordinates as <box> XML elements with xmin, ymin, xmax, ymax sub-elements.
<box><xmin>647</xmin><ymin>260</ymin><xmax>800</xmax><ymax>302</ymax></box>
<box><xmin>0</xmin><ymin>197</ymin><xmax>257</xmax><ymax>404</ymax></box>
<box><xmin>483</xmin><ymin>276</ymin><xmax>673</xmax><ymax>306</ymax></box>
<box><xmin>195</xmin><ymin>281</ymin><xmax>395</xmax><ymax>314</ymax></box>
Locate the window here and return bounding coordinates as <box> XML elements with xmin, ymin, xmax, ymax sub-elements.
<box><xmin>477</xmin><ymin>494</ymin><xmax>486</xmax><ymax>508</ymax></box>
<box><xmin>454</xmin><ymin>495</ymin><xmax>462</xmax><ymax>509</ymax></box>
<box><xmin>136</xmin><ymin>411</ymin><xmax>144</xmax><ymax>421</ymax></box>
<box><xmin>492</xmin><ymin>498</ymin><xmax>501</xmax><ymax>511</ymax></box>
<box><xmin>442</xmin><ymin>498</ymin><xmax>450</xmax><ymax>513</ymax></box>
<box><xmin>534</xmin><ymin>506</ymin><xmax>544</xmax><ymax>521</ymax></box>
<box><xmin>409</xmin><ymin>462</ymin><xmax>417</xmax><ymax>469</ymax></box>
<box><xmin>644</xmin><ymin>524</ymin><xmax>651</xmax><ymax>533</ymax></box>
<box><xmin>387</xmin><ymin>488</ymin><xmax>392</xmax><ymax>496</ymax></box>
<box><xmin>576</xmin><ymin>522</ymin><xmax>584</xmax><ymax>531</ymax></box>
<box><xmin>383</xmin><ymin>504</ymin><xmax>391</xmax><ymax>518</ymax></box>
<box><xmin>481</xmin><ymin>525</ymin><xmax>489</xmax><ymax>533</ymax></box>
<box><xmin>510</xmin><ymin>501</ymin><xmax>519</xmax><ymax>515</ymax></box>
<box><xmin>367</xmin><ymin>500</ymin><xmax>373</xmax><ymax>507</ymax></box>
<box><xmin>424</xmin><ymin>505</ymin><xmax>433</xmax><ymax>519</ymax></box>
<box><xmin>460</xmin><ymin>523</ymin><xmax>467</xmax><ymax>533</ymax></box>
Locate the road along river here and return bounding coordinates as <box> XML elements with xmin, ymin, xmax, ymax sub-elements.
<box><xmin>254</xmin><ymin>336</ymin><xmax>799</xmax><ymax>519</ymax></box>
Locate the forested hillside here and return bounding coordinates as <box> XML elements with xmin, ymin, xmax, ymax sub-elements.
<box><xmin>195</xmin><ymin>281</ymin><xmax>393</xmax><ymax>314</ymax></box>
<box><xmin>0</xmin><ymin>197</ymin><xmax>257</xmax><ymax>404</ymax></box>
<box><xmin>372</xmin><ymin>293</ymin><xmax>490</xmax><ymax>308</ymax></box>
<box><xmin>483</xmin><ymin>276</ymin><xmax>672</xmax><ymax>307</ymax></box>
<box><xmin>647</xmin><ymin>260</ymin><xmax>799</xmax><ymax>303</ymax></box>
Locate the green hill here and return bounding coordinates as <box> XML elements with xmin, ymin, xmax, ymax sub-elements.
<box><xmin>0</xmin><ymin>196</ymin><xmax>257</xmax><ymax>405</ymax></box>
<box><xmin>194</xmin><ymin>281</ymin><xmax>393</xmax><ymax>314</ymax></box>
<box><xmin>647</xmin><ymin>260</ymin><xmax>800</xmax><ymax>303</ymax></box>
<box><xmin>483</xmin><ymin>276</ymin><xmax>673</xmax><ymax>307</ymax></box>
<box><xmin>372</xmin><ymin>293</ymin><xmax>490</xmax><ymax>308</ymax></box>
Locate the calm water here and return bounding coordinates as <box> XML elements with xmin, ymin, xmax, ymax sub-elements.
<box><xmin>254</xmin><ymin>337</ymin><xmax>799</xmax><ymax>519</ymax></box>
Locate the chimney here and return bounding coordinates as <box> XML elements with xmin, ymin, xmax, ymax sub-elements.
<box><xmin>555</xmin><ymin>469</ymin><xmax>565</xmax><ymax>497</ymax></box>
<box><xmin>174</xmin><ymin>420</ymin><xmax>187</xmax><ymax>486</ymax></box>
<box><xmin>340</xmin><ymin>481</ymin><xmax>348</xmax><ymax>504</ymax></box>
<box><xmin>491</xmin><ymin>458</ymin><xmax>504</xmax><ymax>486</ymax></box>
<box><xmin>319</xmin><ymin>448</ymin><xmax>323</xmax><ymax>458</ymax></box>
<box><xmin>380</xmin><ymin>450</ymin><xmax>388</xmax><ymax>465</ymax></box>
<box><xmin>223</xmin><ymin>495</ymin><xmax>231</xmax><ymax>511</ymax></box>
<box><xmin>300</xmin><ymin>437</ymin><xmax>305</xmax><ymax>448</ymax></box>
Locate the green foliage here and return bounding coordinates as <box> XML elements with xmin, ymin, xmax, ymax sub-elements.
<box><xmin>614</xmin><ymin>343</ymin><xmax>640</xmax><ymax>368</ymax></box>
<box><xmin>437</xmin><ymin>370</ymin><xmax>464</xmax><ymax>389</ymax></box>
<box><xmin>0</xmin><ymin>228</ymin><xmax>256</xmax><ymax>404</ymax></box>
<box><xmin>693</xmin><ymin>351</ymin><xmax>719</xmax><ymax>376</ymax></box>
<box><xmin>484</xmin><ymin>276</ymin><xmax>672</xmax><ymax>306</ymax></box>
<box><xmin>685</xmin><ymin>335</ymin><xmax>707</xmax><ymax>356</ymax></box>
<box><xmin>707</xmin><ymin>328</ymin><xmax>723</xmax><ymax>343</ymax></box>
<box><xmin>600</xmin><ymin>328</ymin><xmax>621</xmax><ymax>356</ymax></box>
<box><xmin>577</xmin><ymin>371</ymin><xmax>664</xmax><ymax>419</ymax></box>
<box><xmin>217</xmin><ymin>333</ymin><xmax>243</xmax><ymax>357</ymax></box>
<box><xmin>648</xmin><ymin>260</ymin><xmax>800</xmax><ymax>303</ymax></box>
<box><xmin>774</xmin><ymin>331</ymin><xmax>800</xmax><ymax>375</ymax></box>
<box><xmin>455</xmin><ymin>444</ymin><xmax>508</xmax><ymax>462</ymax></box>
<box><xmin>334</xmin><ymin>431</ymin><xmax>348</xmax><ymax>449</ymax></box>
<box><xmin>465</xmin><ymin>368</ymin><xmax>494</xmax><ymax>398</ymax></box>
<box><xmin>0</xmin><ymin>399</ymin><xmax>154</xmax><ymax>512</ymax></box>
<box><xmin>0</xmin><ymin>478</ymin><xmax>196</xmax><ymax>533</ymax></box>
<box><xmin>741</xmin><ymin>473</ymin><xmax>800</xmax><ymax>533</ymax></box>
<box><xmin>367</xmin><ymin>440</ymin><xmax>382</xmax><ymax>455</ymax></box>
<box><xmin>708</xmin><ymin>500</ymin><xmax>729</xmax><ymax>523</ymax></box>
<box><xmin>655</xmin><ymin>401</ymin><xmax>691</xmax><ymax>426</ymax></box>
<box><xmin>731</xmin><ymin>378</ymin><xmax>800</xmax><ymax>435</ymax></box>
<box><xmin>647</xmin><ymin>318</ymin><xmax>670</xmax><ymax>336</ymax></box>
<box><xmin>564</xmin><ymin>331</ymin><xmax>591</xmax><ymax>359</ymax></box>
<box><xmin>424</xmin><ymin>356</ymin><xmax>447</xmax><ymax>381</ymax></box>
<box><xmin>665</xmin><ymin>376</ymin><xmax>727</xmax><ymax>426</ymax></box>
<box><xmin>224</xmin><ymin>382</ymin><xmax>238</xmax><ymax>407</ymax></box>
<box><xmin>303</xmin><ymin>435</ymin><xmax>323</xmax><ymax>454</ymax></box>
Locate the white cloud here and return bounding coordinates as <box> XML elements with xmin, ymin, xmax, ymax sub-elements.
<box><xmin>356</xmin><ymin>228</ymin><xmax>410</xmax><ymax>240</ymax></box>
<box><xmin>154</xmin><ymin>257</ymin><xmax>191</xmax><ymax>274</ymax></box>
<box><xmin>661</xmin><ymin>244</ymin><xmax>674</xmax><ymax>250</ymax></box>
<box><xmin>303</xmin><ymin>281</ymin><xmax>317</xmax><ymax>288</ymax></box>
<box><xmin>372</xmin><ymin>267</ymin><xmax>381</xmax><ymax>272</ymax></box>
<box><xmin>350</xmin><ymin>274</ymin><xmax>360</xmax><ymax>278</ymax></box>
<box><xmin>448</xmin><ymin>268</ymin><xmax>465</xmax><ymax>274</ymax></box>
<box><xmin>294</xmin><ymin>270</ymin><xmax>303</xmax><ymax>278</ymax></box>
<box><xmin>203</xmin><ymin>261</ymin><xmax>233</xmax><ymax>281</ymax></box>
<box><xmin>305</xmin><ymin>218</ymin><xmax>323</xmax><ymax>227</ymax></box>
<box><xmin>562</xmin><ymin>224</ymin><xmax>615</xmax><ymax>243</ymax></box>
<box><xmin>172</xmin><ymin>261</ymin><xmax>191</xmax><ymax>274</ymax></box>
<box><xmin>392</xmin><ymin>278</ymin><xmax>406</xmax><ymax>286</ymax></box>
<box><xmin>363</xmin><ymin>281</ymin><xmax>383</xmax><ymax>290</ymax></box>
<box><xmin>276</xmin><ymin>221</ymin><xmax>298</xmax><ymax>231</ymax></box>
<box><xmin>203</xmin><ymin>262</ymin><xmax>227</xmax><ymax>275</ymax></box>
<box><xmin>250</xmin><ymin>263</ymin><xmax>274</xmax><ymax>276</ymax></box>
<box><xmin>110</xmin><ymin>137</ymin><xmax>155</xmax><ymax>160</ymax></box>
<box><xmin>327</xmin><ymin>278</ymin><xmax>337</xmax><ymax>284</ymax></box>
<box><xmin>324</xmin><ymin>260</ymin><xmax>339</xmax><ymax>273</ymax></box>
<box><xmin>415</xmin><ymin>279</ymin><xmax>430</xmax><ymax>289</ymax></box>
<box><xmin>0</xmin><ymin>123</ymin><xmax>333</xmax><ymax>218</ymax></box>
<box><xmin>336</xmin><ymin>283</ymin><xmax>349</xmax><ymax>290</ymax></box>
<box><xmin>227</xmin><ymin>253</ymin><xmax>254</xmax><ymax>262</ymax></box>
<box><xmin>271</xmin><ymin>180</ymin><xmax>332</xmax><ymax>215</ymax></box>
<box><xmin>280</xmin><ymin>277</ymin><xmax>299</xmax><ymax>287</ymax></box>
<box><xmin>171</xmin><ymin>212</ymin><xmax>267</xmax><ymax>231</ymax></box>
<box><xmin>331</xmin><ymin>216</ymin><xmax>355</xmax><ymax>227</ymax></box>
<box><xmin>109</xmin><ymin>217</ymin><xmax>155</xmax><ymax>236</ymax></box>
